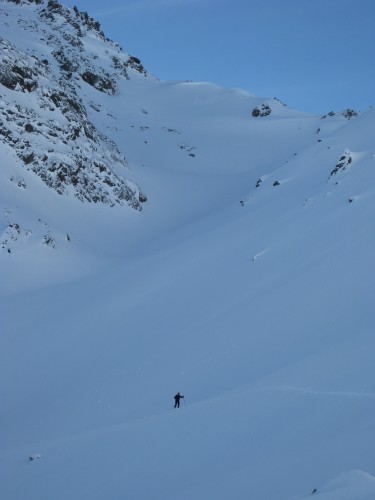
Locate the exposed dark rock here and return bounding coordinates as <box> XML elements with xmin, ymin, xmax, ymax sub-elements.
<box><xmin>321</xmin><ymin>111</ymin><xmax>336</xmax><ymax>119</ymax></box>
<box><xmin>6</xmin><ymin>0</ymin><xmax>43</xmax><ymax>4</ymax></box>
<box><xmin>23</xmin><ymin>151</ymin><xmax>35</xmax><ymax>164</ymax></box>
<box><xmin>49</xmin><ymin>91</ymin><xmax>85</xmax><ymax>118</ymax></box>
<box><xmin>343</xmin><ymin>109</ymin><xmax>358</xmax><ymax>120</ymax></box>
<box><xmin>81</xmin><ymin>71</ymin><xmax>117</xmax><ymax>94</ymax></box>
<box><xmin>43</xmin><ymin>234</ymin><xmax>56</xmax><ymax>248</ymax></box>
<box><xmin>252</xmin><ymin>103</ymin><xmax>272</xmax><ymax>117</ymax></box>
<box><xmin>273</xmin><ymin>97</ymin><xmax>287</xmax><ymax>107</ymax></box>
<box><xmin>127</xmin><ymin>55</ymin><xmax>146</xmax><ymax>75</ymax></box>
<box><xmin>322</xmin><ymin>109</ymin><xmax>359</xmax><ymax>120</ymax></box>
<box><xmin>330</xmin><ymin>151</ymin><xmax>352</xmax><ymax>177</ymax></box>
<box><xmin>53</xmin><ymin>50</ymin><xmax>79</xmax><ymax>73</ymax></box>
<box><xmin>0</xmin><ymin>64</ymin><xmax>38</xmax><ymax>92</ymax></box>
<box><xmin>81</xmin><ymin>71</ymin><xmax>98</xmax><ymax>86</ymax></box>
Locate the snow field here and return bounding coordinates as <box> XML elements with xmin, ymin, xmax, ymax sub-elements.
<box><xmin>1</xmin><ymin>2</ymin><xmax>375</xmax><ymax>499</ymax></box>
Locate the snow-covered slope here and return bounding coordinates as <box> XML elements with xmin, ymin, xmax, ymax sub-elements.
<box><xmin>1</xmin><ymin>2</ymin><xmax>375</xmax><ymax>500</ymax></box>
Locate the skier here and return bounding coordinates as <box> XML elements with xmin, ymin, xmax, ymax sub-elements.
<box><xmin>174</xmin><ymin>392</ymin><xmax>184</xmax><ymax>408</ymax></box>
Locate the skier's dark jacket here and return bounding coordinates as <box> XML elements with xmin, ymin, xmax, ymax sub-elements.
<box><xmin>174</xmin><ymin>393</ymin><xmax>183</xmax><ymax>403</ymax></box>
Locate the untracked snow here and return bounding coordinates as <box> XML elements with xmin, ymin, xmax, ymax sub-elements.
<box><xmin>1</xmin><ymin>1</ymin><xmax>375</xmax><ymax>500</ymax></box>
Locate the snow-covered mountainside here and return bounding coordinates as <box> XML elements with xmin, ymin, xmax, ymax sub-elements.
<box><xmin>1</xmin><ymin>1</ymin><xmax>375</xmax><ymax>500</ymax></box>
<box><xmin>0</xmin><ymin>0</ymin><xmax>147</xmax><ymax>212</ymax></box>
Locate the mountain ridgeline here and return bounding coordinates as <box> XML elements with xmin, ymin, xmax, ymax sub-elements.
<box><xmin>1</xmin><ymin>0</ymin><xmax>147</xmax><ymax>209</ymax></box>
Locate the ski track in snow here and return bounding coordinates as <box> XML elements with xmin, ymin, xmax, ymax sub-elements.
<box><xmin>201</xmin><ymin>385</ymin><xmax>375</xmax><ymax>409</ymax></box>
<box><xmin>267</xmin><ymin>386</ymin><xmax>375</xmax><ymax>400</ymax></box>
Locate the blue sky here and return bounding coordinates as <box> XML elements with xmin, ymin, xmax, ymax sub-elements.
<box><xmin>67</xmin><ymin>0</ymin><xmax>374</xmax><ymax>114</ymax></box>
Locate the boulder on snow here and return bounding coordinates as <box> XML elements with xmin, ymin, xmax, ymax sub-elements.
<box><xmin>24</xmin><ymin>123</ymin><xmax>34</xmax><ymax>133</ymax></box>
<box><xmin>0</xmin><ymin>63</ymin><xmax>38</xmax><ymax>92</ymax></box>
<box><xmin>330</xmin><ymin>152</ymin><xmax>352</xmax><ymax>177</ymax></box>
<box><xmin>343</xmin><ymin>109</ymin><xmax>358</xmax><ymax>120</ymax></box>
<box><xmin>81</xmin><ymin>71</ymin><xmax>117</xmax><ymax>94</ymax></box>
<box><xmin>252</xmin><ymin>103</ymin><xmax>272</xmax><ymax>117</ymax></box>
<box><xmin>321</xmin><ymin>109</ymin><xmax>359</xmax><ymax>120</ymax></box>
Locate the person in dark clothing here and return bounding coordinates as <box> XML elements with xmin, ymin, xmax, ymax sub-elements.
<box><xmin>174</xmin><ymin>392</ymin><xmax>184</xmax><ymax>408</ymax></box>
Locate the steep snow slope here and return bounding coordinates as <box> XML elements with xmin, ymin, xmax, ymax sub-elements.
<box><xmin>1</xmin><ymin>2</ymin><xmax>375</xmax><ymax>500</ymax></box>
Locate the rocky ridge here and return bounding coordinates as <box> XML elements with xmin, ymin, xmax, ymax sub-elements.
<box><xmin>0</xmin><ymin>0</ymin><xmax>147</xmax><ymax>209</ymax></box>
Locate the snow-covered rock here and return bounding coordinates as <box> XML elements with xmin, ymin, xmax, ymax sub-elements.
<box><xmin>0</xmin><ymin>0</ymin><xmax>147</xmax><ymax>209</ymax></box>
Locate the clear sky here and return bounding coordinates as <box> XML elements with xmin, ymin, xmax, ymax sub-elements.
<box><xmin>66</xmin><ymin>0</ymin><xmax>374</xmax><ymax>115</ymax></box>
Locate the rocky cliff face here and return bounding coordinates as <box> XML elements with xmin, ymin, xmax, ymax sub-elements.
<box><xmin>0</xmin><ymin>0</ymin><xmax>147</xmax><ymax>208</ymax></box>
